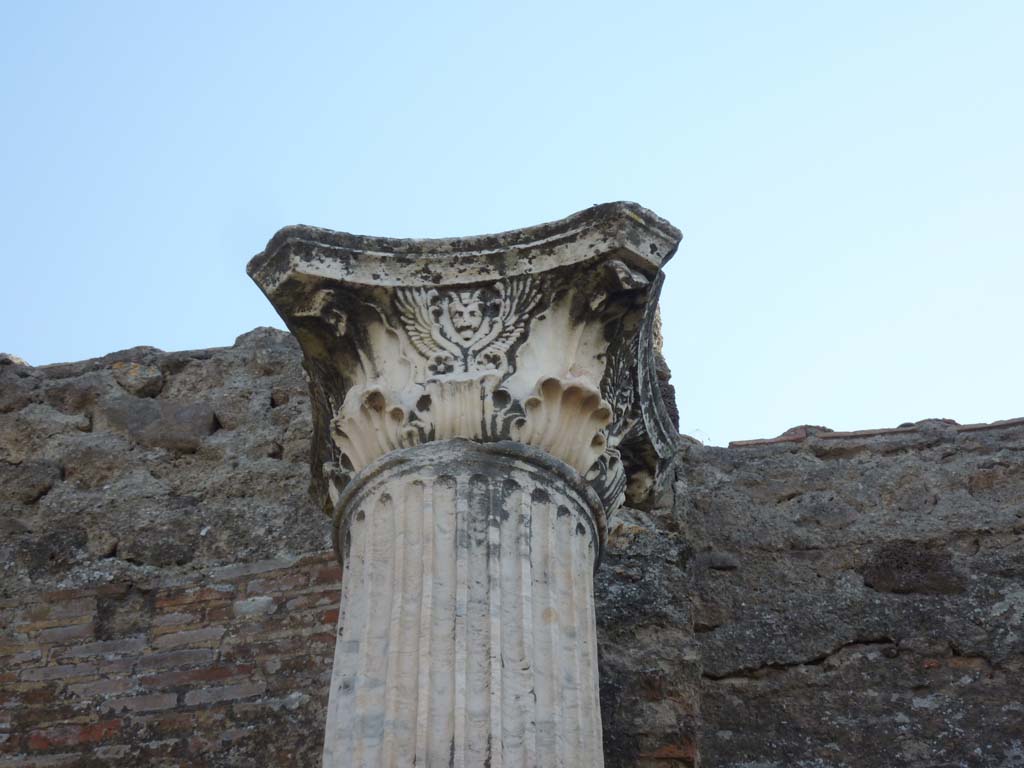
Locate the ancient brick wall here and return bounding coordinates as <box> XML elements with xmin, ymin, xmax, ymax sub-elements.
<box><xmin>2</xmin><ymin>329</ymin><xmax>1021</xmax><ymax>767</ymax></box>
<box><xmin>2</xmin><ymin>553</ymin><xmax>339</xmax><ymax>766</ymax></box>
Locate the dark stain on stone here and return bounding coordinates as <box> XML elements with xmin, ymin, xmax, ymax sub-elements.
<box><xmin>861</xmin><ymin>541</ymin><xmax>966</xmax><ymax>595</ymax></box>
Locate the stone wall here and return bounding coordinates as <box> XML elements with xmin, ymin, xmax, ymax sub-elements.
<box><xmin>2</xmin><ymin>329</ymin><xmax>1021</xmax><ymax>766</ymax></box>
<box><xmin>684</xmin><ymin>422</ymin><xmax>1024</xmax><ymax>767</ymax></box>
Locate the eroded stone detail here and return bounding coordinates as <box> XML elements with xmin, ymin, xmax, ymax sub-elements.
<box><xmin>249</xmin><ymin>203</ymin><xmax>682</xmax><ymax>516</ymax></box>
<box><xmin>330</xmin><ymin>386</ymin><xmax>420</xmax><ymax>472</ymax></box>
<box><xmin>247</xmin><ymin>203</ymin><xmax>682</xmax><ymax>768</ymax></box>
<box><xmin>318</xmin><ymin>257</ymin><xmax>669</xmax><ymax>507</ymax></box>
<box><xmin>512</xmin><ymin>376</ymin><xmax>612</xmax><ymax>474</ymax></box>
<box><xmin>395</xmin><ymin>277</ymin><xmax>541</xmax><ymax>375</ymax></box>
<box><xmin>324</xmin><ymin>442</ymin><xmax>604</xmax><ymax>768</ymax></box>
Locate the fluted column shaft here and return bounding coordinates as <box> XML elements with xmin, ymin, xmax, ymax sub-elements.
<box><xmin>322</xmin><ymin>440</ymin><xmax>604</xmax><ymax>768</ymax></box>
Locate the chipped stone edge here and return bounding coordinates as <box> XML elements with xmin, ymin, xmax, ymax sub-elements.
<box><xmin>246</xmin><ymin>201</ymin><xmax>682</xmax><ymax>293</ymax></box>
<box><xmin>330</xmin><ymin>438</ymin><xmax>608</xmax><ymax>570</ymax></box>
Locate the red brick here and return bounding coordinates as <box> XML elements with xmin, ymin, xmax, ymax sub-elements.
<box><xmin>67</xmin><ymin>678</ymin><xmax>136</xmax><ymax>698</ymax></box>
<box><xmin>0</xmin><ymin>641</ymin><xmax>40</xmax><ymax>656</ymax></box>
<box><xmin>152</xmin><ymin>626</ymin><xmax>225</xmax><ymax>651</ymax></box>
<box><xmin>183</xmin><ymin>681</ymin><xmax>266</xmax><ymax>706</ymax></box>
<box><xmin>295</xmin><ymin>551</ymin><xmax>336</xmax><ymax>566</ymax></box>
<box><xmin>23</xmin><ymin>598</ymin><xmax>96</xmax><ymax>623</ymax></box>
<box><xmin>96</xmin><ymin>658</ymin><xmax>135</xmax><ymax>676</ymax></box>
<box><xmin>203</xmin><ymin>603</ymin><xmax>235</xmax><ymax>622</ymax></box>
<box><xmin>141</xmin><ymin>664</ymin><xmax>253</xmax><ymax>689</ymax></box>
<box><xmin>948</xmin><ymin>657</ymin><xmax>989</xmax><ymax>670</ymax></box>
<box><xmin>284</xmin><ymin>593</ymin><xmax>336</xmax><ymax>611</ymax></box>
<box><xmin>20</xmin><ymin>663</ymin><xmax>98</xmax><ymax>682</ymax></box>
<box><xmin>220</xmin><ymin>632</ymin><xmax>334</xmax><ymax>662</ymax></box>
<box><xmin>152</xmin><ymin>614</ymin><xmax>217</xmax><ymax>637</ymax></box>
<box><xmin>27</xmin><ymin>719</ymin><xmax>121</xmax><ymax>750</ymax></box>
<box><xmin>245</xmin><ymin>572</ymin><xmax>308</xmax><ymax>595</ymax></box>
<box><xmin>639</xmin><ymin>739</ymin><xmax>699</xmax><ymax>763</ymax></box>
<box><xmin>208</xmin><ymin>558</ymin><xmax>299</xmax><ymax>582</ymax></box>
<box><xmin>57</xmin><ymin>636</ymin><xmax>146</xmax><ymax>660</ymax></box>
<box><xmin>135</xmin><ymin>649</ymin><xmax>216</xmax><ymax>671</ymax></box>
<box><xmin>35</xmin><ymin>623</ymin><xmax>94</xmax><ymax>645</ymax></box>
<box><xmin>129</xmin><ymin>711</ymin><xmax>196</xmax><ymax>736</ymax></box>
<box><xmin>1</xmin><ymin>682</ymin><xmax>61</xmax><ymax>707</ymax></box>
<box><xmin>103</xmin><ymin>693</ymin><xmax>178</xmax><ymax>713</ymax></box>
<box><xmin>0</xmin><ymin>649</ymin><xmax>43</xmax><ymax>668</ymax></box>
<box><xmin>8</xmin><ymin>702</ymin><xmax>85</xmax><ymax>732</ymax></box>
<box><xmin>41</xmin><ymin>583</ymin><xmax>128</xmax><ymax>602</ymax></box>
<box><xmin>310</xmin><ymin>564</ymin><xmax>342</xmax><ymax>585</ymax></box>
<box><xmin>152</xmin><ymin>610</ymin><xmax>202</xmax><ymax>628</ymax></box>
<box><xmin>155</xmin><ymin>585</ymin><xmax>235</xmax><ymax>609</ymax></box>
<box><xmin>957</xmin><ymin>416</ymin><xmax>1024</xmax><ymax>433</ymax></box>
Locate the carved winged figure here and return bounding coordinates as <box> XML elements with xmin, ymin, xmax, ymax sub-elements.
<box><xmin>395</xmin><ymin>277</ymin><xmax>540</xmax><ymax>376</ymax></box>
<box><xmin>467</xmin><ymin>278</ymin><xmax>540</xmax><ymax>372</ymax></box>
<box><xmin>393</xmin><ymin>288</ymin><xmax>462</xmax><ymax>374</ymax></box>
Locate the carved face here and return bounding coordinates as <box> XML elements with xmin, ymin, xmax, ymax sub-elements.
<box><xmin>448</xmin><ymin>291</ymin><xmax>484</xmax><ymax>342</ymax></box>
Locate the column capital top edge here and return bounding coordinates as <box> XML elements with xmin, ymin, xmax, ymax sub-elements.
<box><xmin>247</xmin><ymin>201</ymin><xmax>682</xmax><ymax>294</ymax></box>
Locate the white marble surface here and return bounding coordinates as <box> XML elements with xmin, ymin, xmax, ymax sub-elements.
<box><xmin>323</xmin><ymin>447</ymin><xmax>603</xmax><ymax>768</ymax></box>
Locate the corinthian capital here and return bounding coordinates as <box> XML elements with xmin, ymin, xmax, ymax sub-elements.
<box><xmin>248</xmin><ymin>202</ymin><xmax>682</xmax><ymax>521</ymax></box>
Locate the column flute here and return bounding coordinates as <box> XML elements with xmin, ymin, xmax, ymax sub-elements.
<box><xmin>247</xmin><ymin>202</ymin><xmax>682</xmax><ymax>768</ymax></box>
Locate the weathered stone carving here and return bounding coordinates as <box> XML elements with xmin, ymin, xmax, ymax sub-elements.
<box><xmin>511</xmin><ymin>376</ymin><xmax>612</xmax><ymax>473</ymax></box>
<box><xmin>248</xmin><ymin>202</ymin><xmax>682</xmax><ymax>767</ymax></box>
<box><xmin>395</xmin><ymin>277</ymin><xmax>541</xmax><ymax>375</ymax></box>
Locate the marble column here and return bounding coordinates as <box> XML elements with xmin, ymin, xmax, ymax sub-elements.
<box><xmin>247</xmin><ymin>202</ymin><xmax>682</xmax><ymax>768</ymax></box>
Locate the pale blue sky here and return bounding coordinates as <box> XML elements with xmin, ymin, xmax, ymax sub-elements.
<box><xmin>2</xmin><ymin>1</ymin><xmax>1021</xmax><ymax>445</ymax></box>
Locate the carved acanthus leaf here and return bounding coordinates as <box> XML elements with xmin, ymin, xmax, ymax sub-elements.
<box><xmin>512</xmin><ymin>377</ymin><xmax>613</xmax><ymax>474</ymax></box>
<box><xmin>331</xmin><ymin>375</ymin><xmax>511</xmax><ymax>472</ymax></box>
<box><xmin>330</xmin><ymin>386</ymin><xmax>420</xmax><ymax>472</ymax></box>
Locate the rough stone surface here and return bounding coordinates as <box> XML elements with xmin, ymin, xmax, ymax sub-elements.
<box><xmin>2</xmin><ymin>329</ymin><xmax>1022</xmax><ymax>766</ymax></box>
<box><xmin>0</xmin><ymin>328</ymin><xmax>329</xmax><ymax>594</ymax></box>
<box><xmin>686</xmin><ymin>420</ymin><xmax>1024</xmax><ymax>767</ymax></box>
<box><xmin>110</xmin><ymin>361</ymin><xmax>164</xmax><ymax>398</ymax></box>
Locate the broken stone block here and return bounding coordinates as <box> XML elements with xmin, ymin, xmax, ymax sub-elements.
<box><xmin>95</xmin><ymin>397</ymin><xmax>218</xmax><ymax>454</ymax></box>
<box><xmin>111</xmin><ymin>361</ymin><xmax>164</xmax><ymax>397</ymax></box>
